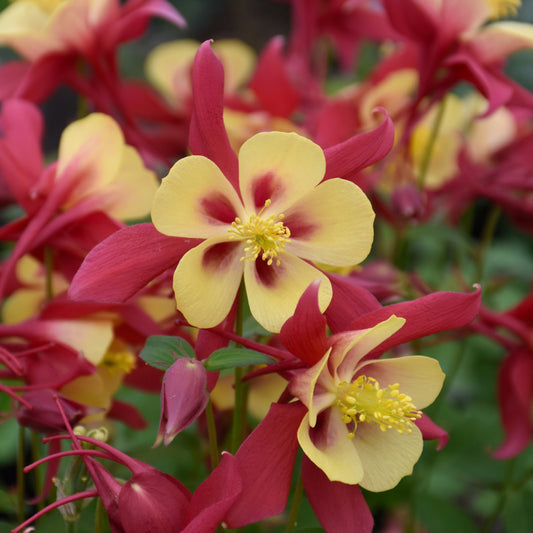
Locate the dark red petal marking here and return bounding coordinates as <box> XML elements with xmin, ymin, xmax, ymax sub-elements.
<box><xmin>252</xmin><ymin>257</ymin><xmax>282</xmax><ymax>288</ymax></box>
<box><xmin>199</xmin><ymin>193</ymin><xmax>238</xmax><ymax>224</ymax></box>
<box><xmin>251</xmin><ymin>172</ymin><xmax>284</xmax><ymax>209</ymax></box>
<box><xmin>201</xmin><ymin>241</ymin><xmax>241</xmax><ymax>271</ymax></box>
<box><xmin>283</xmin><ymin>211</ymin><xmax>318</xmax><ymax>239</ymax></box>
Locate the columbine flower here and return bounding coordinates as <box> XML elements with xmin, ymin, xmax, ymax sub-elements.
<box><xmin>151</xmin><ymin>130</ymin><xmax>374</xmax><ymax>332</ymax></box>
<box><xmin>290</xmin><ymin>315</ymin><xmax>445</xmax><ymax>491</ymax></box>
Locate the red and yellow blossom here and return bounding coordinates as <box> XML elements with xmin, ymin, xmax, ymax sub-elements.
<box><xmin>290</xmin><ymin>315</ymin><xmax>445</xmax><ymax>491</ymax></box>
<box><xmin>151</xmin><ymin>130</ymin><xmax>375</xmax><ymax>332</ymax></box>
<box><xmin>0</xmin><ymin>0</ymin><xmax>184</xmax><ymax>62</ymax></box>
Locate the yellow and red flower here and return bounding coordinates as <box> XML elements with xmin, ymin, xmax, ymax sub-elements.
<box><xmin>151</xmin><ymin>130</ymin><xmax>375</xmax><ymax>333</ymax></box>
<box><xmin>290</xmin><ymin>315</ymin><xmax>444</xmax><ymax>491</ymax></box>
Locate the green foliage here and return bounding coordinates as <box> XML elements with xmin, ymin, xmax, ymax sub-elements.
<box><xmin>204</xmin><ymin>347</ymin><xmax>277</xmax><ymax>371</ymax></box>
<box><xmin>139</xmin><ymin>335</ymin><xmax>195</xmax><ymax>370</ymax></box>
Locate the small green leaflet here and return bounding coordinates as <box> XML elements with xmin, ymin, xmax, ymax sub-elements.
<box><xmin>204</xmin><ymin>347</ymin><xmax>277</xmax><ymax>372</ymax></box>
<box><xmin>139</xmin><ymin>336</ymin><xmax>195</xmax><ymax>370</ymax></box>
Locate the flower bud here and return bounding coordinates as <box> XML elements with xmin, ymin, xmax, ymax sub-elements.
<box><xmin>155</xmin><ymin>358</ymin><xmax>209</xmax><ymax>446</ymax></box>
<box><xmin>391</xmin><ymin>184</ymin><xmax>426</xmax><ymax>220</ymax></box>
<box><xmin>14</xmin><ymin>389</ymin><xmax>92</xmax><ymax>433</ymax></box>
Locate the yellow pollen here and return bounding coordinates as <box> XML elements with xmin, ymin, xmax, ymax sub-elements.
<box><xmin>228</xmin><ymin>199</ymin><xmax>291</xmax><ymax>266</ymax></box>
<box><xmin>336</xmin><ymin>375</ymin><xmax>422</xmax><ymax>439</ymax></box>
<box><xmin>101</xmin><ymin>347</ymin><xmax>136</xmax><ymax>374</ymax></box>
<box><xmin>486</xmin><ymin>0</ymin><xmax>521</xmax><ymax>19</ymax></box>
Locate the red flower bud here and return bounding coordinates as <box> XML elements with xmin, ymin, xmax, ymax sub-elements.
<box><xmin>14</xmin><ymin>389</ymin><xmax>93</xmax><ymax>433</ymax></box>
<box><xmin>155</xmin><ymin>358</ymin><xmax>209</xmax><ymax>446</ymax></box>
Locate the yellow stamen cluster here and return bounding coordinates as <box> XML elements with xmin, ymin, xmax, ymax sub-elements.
<box><xmin>487</xmin><ymin>0</ymin><xmax>521</xmax><ymax>19</ymax></box>
<box><xmin>101</xmin><ymin>348</ymin><xmax>136</xmax><ymax>374</ymax></box>
<box><xmin>336</xmin><ymin>375</ymin><xmax>421</xmax><ymax>439</ymax></box>
<box><xmin>228</xmin><ymin>199</ymin><xmax>291</xmax><ymax>266</ymax></box>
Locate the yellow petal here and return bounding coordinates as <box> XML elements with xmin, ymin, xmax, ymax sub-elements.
<box><xmin>61</xmin><ymin>371</ymin><xmax>112</xmax><ymax>410</ymax></box>
<box><xmin>238</xmin><ymin>132</ymin><xmax>326</xmax><ymax>214</ymax></box>
<box><xmin>212</xmin><ymin>371</ymin><xmax>289</xmax><ymax>420</ymax></box>
<box><xmin>103</xmin><ymin>146</ymin><xmax>160</xmax><ymax>221</ymax></box>
<box><xmin>145</xmin><ymin>39</ymin><xmax>199</xmax><ymax>103</ymax></box>
<box><xmin>470</xmin><ymin>21</ymin><xmax>533</xmax><ymax>64</ymax></box>
<box><xmin>359</xmin><ymin>69</ymin><xmax>419</xmax><ymax>127</ymax></box>
<box><xmin>243</xmin><ymin>253</ymin><xmax>332</xmax><ymax>333</ymax></box>
<box><xmin>137</xmin><ymin>295</ymin><xmax>178</xmax><ymax>324</ymax></box>
<box><xmin>298</xmin><ymin>411</ymin><xmax>364</xmax><ymax>485</ymax></box>
<box><xmin>284</xmin><ymin>178</ymin><xmax>375</xmax><ymax>266</ymax></box>
<box><xmin>290</xmin><ymin>348</ymin><xmax>335</xmax><ymax>426</ymax></box>
<box><xmin>358</xmin><ymin>355</ymin><xmax>445</xmax><ymax>409</ymax></box>
<box><xmin>2</xmin><ymin>289</ymin><xmax>43</xmax><ymax>324</ymax></box>
<box><xmin>152</xmin><ymin>155</ymin><xmax>244</xmax><ymax>238</ymax></box>
<box><xmin>467</xmin><ymin>105</ymin><xmax>516</xmax><ymax>164</ymax></box>
<box><xmin>43</xmin><ymin>319</ymin><xmax>114</xmax><ymax>366</ymax></box>
<box><xmin>246</xmin><ymin>372</ymin><xmax>290</xmax><ymax>420</ymax></box>
<box><xmin>353</xmin><ymin>423</ymin><xmax>423</xmax><ymax>492</ymax></box>
<box><xmin>57</xmin><ymin>113</ymin><xmax>125</xmax><ymax>208</ymax></box>
<box><xmin>0</xmin><ymin>1</ymin><xmax>56</xmax><ymax>60</ymax></box>
<box><xmin>173</xmin><ymin>237</ymin><xmax>244</xmax><ymax>328</ymax></box>
<box><xmin>210</xmin><ymin>374</ymin><xmax>235</xmax><ymax>411</ymax></box>
<box><xmin>331</xmin><ymin>316</ymin><xmax>406</xmax><ymax>383</ymax></box>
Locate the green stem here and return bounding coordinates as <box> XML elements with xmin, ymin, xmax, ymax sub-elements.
<box><xmin>285</xmin><ymin>472</ymin><xmax>305</xmax><ymax>531</ymax></box>
<box><xmin>475</xmin><ymin>206</ymin><xmax>501</xmax><ymax>283</ymax></box>
<box><xmin>231</xmin><ymin>284</ymin><xmax>247</xmax><ymax>453</ymax></box>
<box><xmin>94</xmin><ymin>498</ymin><xmax>106</xmax><ymax>533</ymax></box>
<box><xmin>65</xmin><ymin>520</ymin><xmax>78</xmax><ymax>533</ymax></box>
<box><xmin>16</xmin><ymin>425</ymin><xmax>26</xmax><ymax>524</ymax></box>
<box><xmin>417</xmin><ymin>97</ymin><xmax>447</xmax><ymax>190</ymax></box>
<box><xmin>30</xmin><ymin>431</ymin><xmax>44</xmax><ymax>511</ymax></box>
<box><xmin>44</xmin><ymin>245</ymin><xmax>54</xmax><ymax>302</ymax></box>
<box><xmin>205</xmin><ymin>399</ymin><xmax>220</xmax><ymax>469</ymax></box>
<box><xmin>231</xmin><ymin>366</ymin><xmax>246</xmax><ymax>454</ymax></box>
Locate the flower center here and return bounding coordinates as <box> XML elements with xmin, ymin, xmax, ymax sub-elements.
<box><xmin>336</xmin><ymin>375</ymin><xmax>421</xmax><ymax>439</ymax></box>
<box><xmin>486</xmin><ymin>0</ymin><xmax>521</xmax><ymax>19</ymax></box>
<box><xmin>101</xmin><ymin>345</ymin><xmax>136</xmax><ymax>374</ymax></box>
<box><xmin>228</xmin><ymin>199</ymin><xmax>291</xmax><ymax>266</ymax></box>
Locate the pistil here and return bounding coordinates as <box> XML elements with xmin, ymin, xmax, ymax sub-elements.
<box><xmin>228</xmin><ymin>199</ymin><xmax>291</xmax><ymax>266</ymax></box>
<box><xmin>336</xmin><ymin>375</ymin><xmax>421</xmax><ymax>439</ymax></box>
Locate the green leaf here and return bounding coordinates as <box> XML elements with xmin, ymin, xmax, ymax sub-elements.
<box><xmin>204</xmin><ymin>347</ymin><xmax>277</xmax><ymax>371</ymax></box>
<box><xmin>139</xmin><ymin>336</ymin><xmax>195</xmax><ymax>370</ymax></box>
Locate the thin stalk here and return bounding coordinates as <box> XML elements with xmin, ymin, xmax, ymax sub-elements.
<box><xmin>205</xmin><ymin>399</ymin><xmax>220</xmax><ymax>469</ymax></box>
<box><xmin>285</xmin><ymin>472</ymin><xmax>305</xmax><ymax>531</ymax></box>
<box><xmin>417</xmin><ymin>97</ymin><xmax>447</xmax><ymax>190</ymax></box>
<box><xmin>475</xmin><ymin>206</ymin><xmax>501</xmax><ymax>283</ymax></box>
<box><xmin>30</xmin><ymin>432</ymin><xmax>44</xmax><ymax>511</ymax></box>
<box><xmin>44</xmin><ymin>245</ymin><xmax>54</xmax><ymax>302</ymax></box>
<box><xmin>17</xmin><ymin>425</ymin><xmax>26</xmax><ymax>524</ymax></box>
<box><xmin>231</xmin><ymin>285</ymin><xmax>247</xmax><ymax>453</ymax></box>
<box><xmin>94</xmin><ymin>498</ymin><xmax>106</xmax><ymax>533</ymax></box>
<box><xmin>231</xmin><ymin>366</ymin><xmax>246</xmax><ymax>454</ymax></box>
<box><xmin>65</xmin><ymin>520</ymin><xmax>78</xmax><ymax>533</ymax></box>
